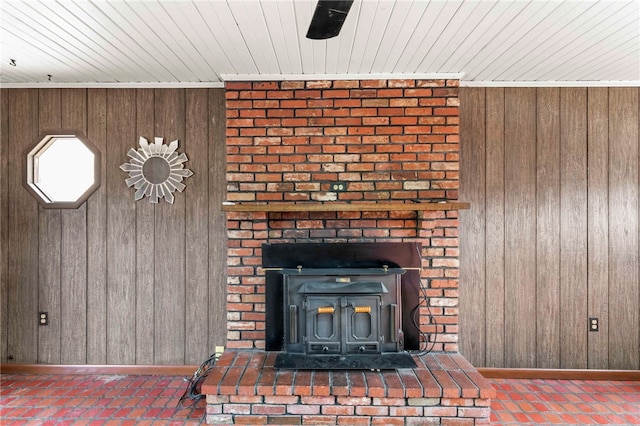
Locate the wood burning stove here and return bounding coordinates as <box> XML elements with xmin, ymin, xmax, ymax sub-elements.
<box><xmin>275</xmin><ymin>266</ymin><xmax>416</xmax><ymax>369</ymax></box>
<box><xmin>263</xmin><ymin>243</ymin><xmax>421</xmax><ymax>370</ymax></box>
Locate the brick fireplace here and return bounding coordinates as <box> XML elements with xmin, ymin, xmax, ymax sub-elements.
<box><xmin>224</xmin><ymin>78</ymin><xmax>461</xmax><ymax>352</ymax></box>
<box><xmin>202</xmin><ymin>79</ymin><xmax>494</xmax><ymax>425</ymax></box>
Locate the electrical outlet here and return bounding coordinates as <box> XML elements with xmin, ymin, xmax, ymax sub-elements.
<box><xmin>589</xmin><ymin>317</ymin><xmax>599</xmax><ymax>332</ymax></box>
<box><xmin>39</xmin><ymin>312</ymin><xmax>49</xmax><ymax>326</ymax></box>
<box><xmin>215</xmin><ymin>345</ymin><xmax>225</xmax><ymax>361</ymax></box>
<box><xmin>330</xmin><ymin>182</ymin><xmax>347</xmax><ymax>192</ymax></box>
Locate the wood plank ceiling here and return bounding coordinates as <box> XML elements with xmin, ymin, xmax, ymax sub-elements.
<box><xmin>1</xmin><ymin>0</ymin><xmax>639</xmax><ymax>86</ymax></box>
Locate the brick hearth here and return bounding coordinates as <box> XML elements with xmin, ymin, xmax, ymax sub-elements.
<box><xmin>203</xmin><ymin>350</ymin><xmax>495</xmax><ymax>425</ymax></box>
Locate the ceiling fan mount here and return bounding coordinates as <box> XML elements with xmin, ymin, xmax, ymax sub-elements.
<box><xmin>306</xmin><ymin>0</ymin><xmax>355</xmax><ymax>40</ymax></box>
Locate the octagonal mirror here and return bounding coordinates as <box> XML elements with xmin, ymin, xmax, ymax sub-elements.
<box><xmin>24</xmin><ymin>132</ymin><xmax>101</xmax><ymax>208</ymax></box>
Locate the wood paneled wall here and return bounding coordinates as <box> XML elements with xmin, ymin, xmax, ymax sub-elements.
<box><xmin>3</xmin><ymin>86</ymin><xmax>639</xmax><ymax>370</ymax></box>
<box><xmin>0</xmin><ymin>88</ymin><xmax>227</xmax><ymax>365</ymax></box>
<box><xmin>459</xmin><ymin>87</ymin><xmax>640</xmax><ymax>370</ymax></box>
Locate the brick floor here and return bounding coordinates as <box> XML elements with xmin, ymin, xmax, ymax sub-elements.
<box><xmin>1</xmin><ymin>373</ymin><xmax>638</xmax><ymax>425</ymax></box>
<box><xmin>490</xmin><ymin>378</ymin><xmax>640</xmax><ymax>425</ymax></box>
<box><xmin>0</xmin><ymin>374</ymin><xmax>206</xmax><ymax>425</ymax></box>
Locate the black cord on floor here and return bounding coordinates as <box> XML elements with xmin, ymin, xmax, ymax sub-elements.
<box><xmin>177</xmin><ymin>351</ymin><xmax>220</xmax><ymax>409</ymax></box>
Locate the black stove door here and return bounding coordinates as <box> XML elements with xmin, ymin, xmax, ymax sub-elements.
<box><xmin>345</xmin><ymin>295</ymin><xmax>381</xmax><ymax>354</ymax></box>
<box><xmin>306</xmin><ymin>296</ymin><xmax>341</xmax><ymax>354</ymax></box>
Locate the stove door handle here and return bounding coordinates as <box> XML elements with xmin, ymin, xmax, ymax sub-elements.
<box><xmin>289</xmin><ymin>305</ymin><xmax>298</xmax><ymax>344</ymax></box>
<box><xmin>317</xmin><ymin>306</ymin><xmax>335</xmax><ymax>314</ymax></box>
<box><xmin>390</xmin><ymin>303</ymin><xmax>398</xmax><ymax>343</ymax></box>
<box><xmin>353</xmin><ymin>305</ymin><xmax>371</xmax><ymax>313</ymax></box>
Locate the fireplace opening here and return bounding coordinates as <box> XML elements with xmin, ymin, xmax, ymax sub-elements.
<box><xmin>263</xmin><ymin>242</ymin><xmax>423</xmax><ymax>369</ymax></box>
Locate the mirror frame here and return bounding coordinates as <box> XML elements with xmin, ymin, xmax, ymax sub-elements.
<box><xmin>23</xmin><ymin>131</ymin><xmax>102</xmax><ymax>209</ymax></box>
<box><xmin>120</xmin><ymin>136</ymin><xmax>193</xmax><ymax>204</ymax></box>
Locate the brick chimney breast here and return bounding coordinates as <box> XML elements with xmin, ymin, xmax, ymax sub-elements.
<box><xmin>224</xmin><ymin>79</ymin><xmax>460</xmax><ymax>352</ymax></box>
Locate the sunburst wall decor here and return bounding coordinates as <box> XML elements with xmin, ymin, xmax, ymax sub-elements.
<box><xmin>120</xmin><ymin>136</ymin><xmax>193</xmax><ymax>204</ymax></box>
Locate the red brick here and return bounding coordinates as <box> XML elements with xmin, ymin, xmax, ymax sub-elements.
<box><xmin>372</xmin><ymin>417</ymin><xmax>405</xmax><ymax>425</ymax></box>
<box><xmin>332</xmin><ymin>80</ymin><xmax>360</xmax><ymax>88</ymax></box>
<box><xmin>363</xmin><ymin>117</ymin><xmax>389</xmax><ymax>125</ymax></box>
<box><xmin>267</xmin><ymin>127</ymin><xmax>291</xmax><ymax>136</ymax></box>
<box><xmin>295</xmin><ymin>90</ymin><xmax>322</xmax><ymax>98</ymax></box>
<box><xmin>350</xmin><ymin>107</ymin><xmax>377</xmax><ymax>116</ymax></box>
<box><xmin>302</xmin><ymin>415</ymin><xmax>338</xmax><ymax>425</ymax></box>
<box><xmin>254</xmin><ymin>117</ymin><xmax>282</xmax><ymax>127</ymax></box>
<box><xmin>378</xmin><ymin>107</ymin><xmax>404</xmax><ymax>116</ymax></box>
<box><xmin>440</xmin><ymin>419</ymin><xmax>474</xmax><ymax>426</ymax></box>
<box><xmin>334</xmin><ymin>98</ymin><xmax>362</xmax><ymax>107</ymax></box>
<box><xmin>300</xmin><ymin>396</ymin><xmax>335</xmax><ymax>405</ymax></box>
<box><xmin>336</xmin><ymin>396</ymin><xmax>371</xmax><ymax>406</ymax></box>
<box><xmin>253</xmin><ymin>100</ymin><xmax>280</xmax><ymax>109</ymax></box>
<box><xmin>267</xmin><ymin>90</ymin><xmax>293</xmax><ymax>99</ymax></box>
<box><xmin>306</xmin><ymin>80</ymin><xmax>332</xmax><ymax>89</ymax></box>
<box><xmin>355</xmin><ymin>405</ymin><xmax>388</xmax><ymax>416</ymax></box>
<box><xmin>251</xmin><ymin>404</ymin><xmax>285</xmax><ymax>415</ymax></box>
<box><xmin>434</xmin><ymin>107</ymin><xmax>459</xmax><ymax>116</ymax></box>
<box><xmin>374</xmin><ymin>144</ymin><xmax>403</xmax><ymax>153</ymax></box>
<box><xmin>350</xmin><ymin>88</ymin><xmax>377</xmax><ymax>98</ymax></box>
<box><xmin>206</xmin><ymin>404</ymin><xmax>223</xmax><ymax>414</ymax></box>
<box><xmin>308</xmin><ymin>99</ymin><xmax>334</xmax><ymax>108</ymax></box>
<box><xmin>205</xmin><ymin>394</ymin><xmax>229</xmax><ymax>404</ymax></box>
<box><xmin>240</xmin><ymin>90</ymin><xmax>267</xmax><ymax>99</ymax></box>
<box><xmin>419</xmin><ymin>116</ymin><xmax>446</xmax><ymax>125</ymax></box>
<box><xmin>227</xmin><ymin>100</ymin><xmax>253</xmax><ymax>109</ymax></box>
<box><xmin>311</xmin><ymin>372</ymin><xmax>330</xmax><ymax>396</ymax></box>
<box><xmin>433</xmin><ymin>125</ymin><xmax>459</xmax><ymax>134</ymax></box>
<box><xmin>423</xmin><ymin>406</ymin><xmax>458</xmax><ymax>417</ymax></box>
<box><xmin>275</xmin><ymin>370</ymin><xmax>294</xmax><ymax>395</ymax></box>
<box><xmin>324</xmin><ymin>127</ymin><xmax>348</xmax><ymax>135</ymax></box>
<box><xmin>363</xmin><ymin>98</ymin><xmax>389</xmax><ymax>107</ymax></box>
<box><xmin>293</xmin><ymin>370</ymin><xmax>312</xmax><ymax>396</ymax></box>
<box><xmin>348</xmin><ymin>127</ymin><xmax>374</xmax><ymax>136</ymax></box>
<box><xmin>377</xmin><ymin>88</ymin><xmax>403</xmax><ymax>97</ymax></box>
<box><xmin>265</xmin><ymin>415</ymin><xmax>303</xmax><ymax>425</ymax></box>
<box><xmin>321</xmin><ymin>405</ymin><xmax>354</xmax><ymax>415</ymax></box>
<box><xmin>419</xmin><ymin>98</ymin><xmax>447</xmax><ymax>106</ymax></box>
<box><xmin>375</xmin><ymin>125</ymin><xmax>404</xmax><ymax>135</ymax></box>
<box><xmin>336</xmin><ymin>416</ymin><xmax>370</xmax><ymax>425</ymax></box>
<box><xmin>228</xmin><ymin>118</ymin><xmax>254</xmax><ymax>127</ymax></box>
<box><xmin>404</xmin><ymin>88</ymin><xmax>433</xmax><ymax>97</ymax></box>
<box><xmin>389</xmin><ymin>406</ymin><xmax>424</xmax><ymax>416</ymax></box>
<box><xmin>256</xmin><ymin>367</ymin><xmax>276</xmax><ymax>395</ymax></box>
<box><xmin>286</xmin><ymin>404</ymin><xmax>320</xmax><ymax>415</ymax></box>
<box><xmin>224</xmin><ymin>403</ymin><xmax>251</xmax><ymax>414</ymax></box>
<box><xmin>324</xmin><ymin>108</ymin><xmax>350</xmax><ymax>117</ymax></box>
<box><xmin>309</xmin><ymin>117</ymin><xmax>335</xmax><ymax>126</ymax></box>
<box><xmin>282</xmin><ymin>118</ymin><xmax>308</xmax><ymax>127</ymax></box>
<box><xmin>330</xmin><ymin>371</ymin><xmax>350</xmax><ymax>396</ymax></box>
<box><xmin>282</xmin><ymin>81</ymin><xmax>305</xmax><ymax>89</ymax></box>
<box><xmin>405</xmin><ymin>125</ymin><xmax>433</xmax><ymax>134</ymax></box>
<box><xmin>323</xmin><ymin>89</ymin><xmax>350</xmax><ymax>98</ymax></box>
<box><xmin>456</xmin><ymin>407</ymin><xmax>490</xmax><ymax>418</ymax></box>
<box><xmin>253</xmin><ymin>82</ymin><xmax>280</xmax><ymax>90</ymax></box>
<box><xmin>432</xmin><ymin>88</ymin><xmax>458</xmax><ymax>97</ymax></box>
<box><xmin>391</xmin><ymin>135</ymin><xmax>418</xmax><ymax>143</ymax></box>
<box><xmin>372</xmin><ymin>397</ymin><xmax>406</xmax><ymax>406</ymax></box>
<box><xmin>268</xmin><ymin>109</ymin><xmax>294</xmax><ymax>118</ymax></box>
<box><xmin>360</xmin><ymin>80</ymin><xmax>387</xmax><ymax>88</ymax></box>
